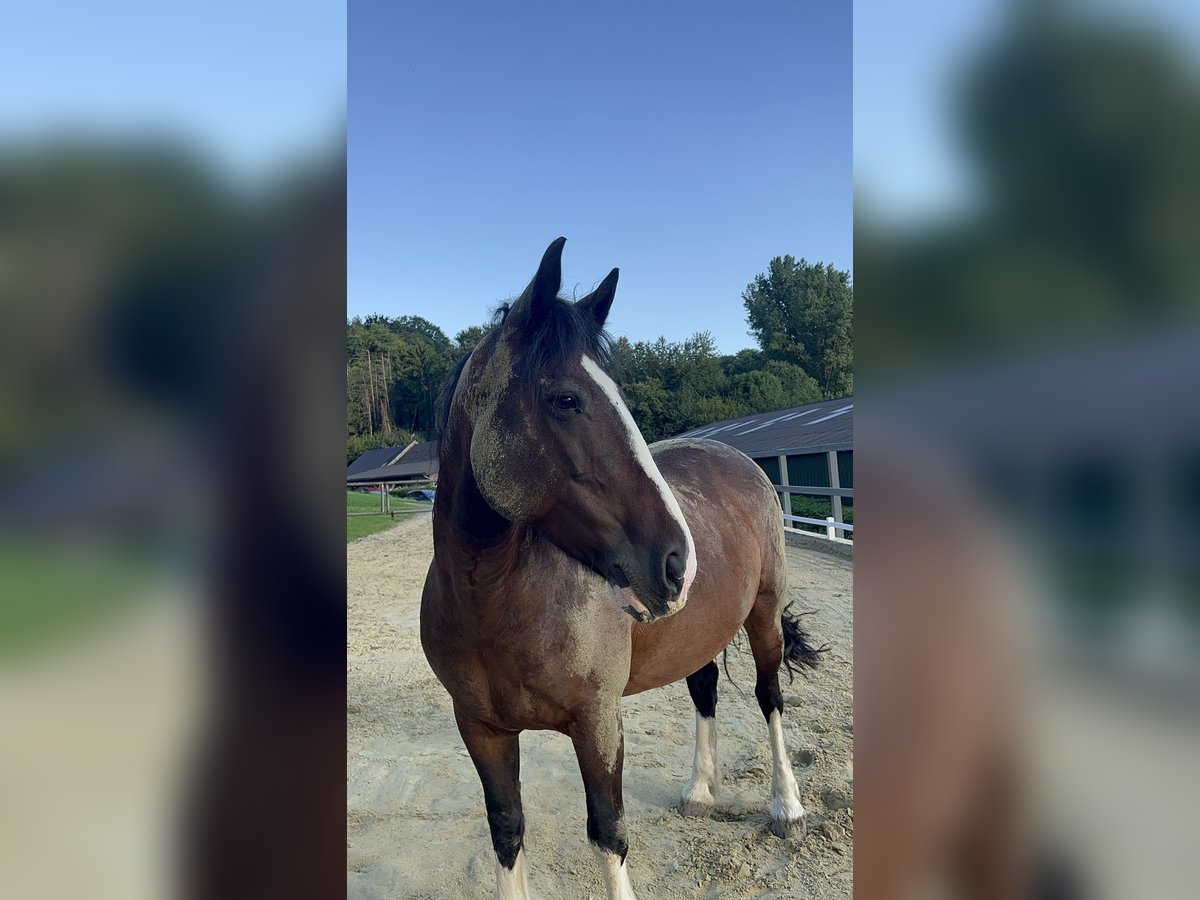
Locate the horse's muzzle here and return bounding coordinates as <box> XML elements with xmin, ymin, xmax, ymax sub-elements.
<box><xmin>606</xmin><ymin>557</ymin><xmax>687</xmax><ymax>622</ymax></box>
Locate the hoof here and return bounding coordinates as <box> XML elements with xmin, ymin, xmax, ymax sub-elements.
<box><xmin>680</xmin><ymin>781</ymin><xmax>715</xmax><ymax>818</ymax></box>
<box><xmin>770</xmin><ymin>813</ymin><xmax>806</xmax><ymax>839</ymax></box>
<box><xmin>770</xmin><ymin>795</ymin><xmax>806</xmax><ymax>839</ymax></box>
<box><xmin>679</xmin><ymin>797</ymin><xmax>714</xmax><ymax>818</ymax></box>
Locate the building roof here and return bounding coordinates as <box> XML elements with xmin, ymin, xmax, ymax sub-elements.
<box><xmin>345</xmin><ymin>398</ymin><xmax>854</xmax><ymax>486</ymax></box>
<box><xmin>866</xmin><ymin>328</ymin><xmax>1200</xmax><ymax>459</ymax></box>
<box><xmin>675</xmin><ymin>396</ymin><xmax>853</xmax><ymax>456</ymax></box>
<box><xmin>346</xmin><ymin>440</ymin><xmax>439</xmax><ymax>483</ymax></box>
<box><xmin>346</xmin><ymin>445</ymin><xmax>407</xmax><ymax>477</ymax></box>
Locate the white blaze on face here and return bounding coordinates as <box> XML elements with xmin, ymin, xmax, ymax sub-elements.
<box><xmin>580</xmin><ymin>355</ymin><xmax>698</xmax><ymax>605</ymax></box>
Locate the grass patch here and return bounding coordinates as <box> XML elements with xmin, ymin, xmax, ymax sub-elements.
<box><xmin>0</xmin><ymin>542</ymin><xmax>156</xmax><ymax>661</ymax></box>
<box><xmin>347</xmin><ymin>490</ymin><xmax>430</xmax><ymax>542</ymax></box>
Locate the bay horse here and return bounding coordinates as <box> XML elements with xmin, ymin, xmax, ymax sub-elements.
<box><xmin>420</xmin><ymin>237</ymin><xmax>821</xmax><ymax>899</ymax></box>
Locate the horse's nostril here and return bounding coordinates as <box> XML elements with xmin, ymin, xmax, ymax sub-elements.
<box><xmin>664</xmin><ymin>550</ymin><xmax>686</xmax><ymax>591</ymax></box>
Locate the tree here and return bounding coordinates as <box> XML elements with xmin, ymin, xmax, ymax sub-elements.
<box><xmin>453</xmin><ymin>324</ymin><xmax>490</xmax><ymax>356</ymax></box>
<box><xmin>729</xmin><ymin>371</ymin><xmax>787</xmax><ymax>413</ymax></box>
<box><xmin>743</xmin><ymin>257</ymin><xmax>853</xmax><ymax>397</ymax></box>
<box><xmin>623</xmin><ymin>377</ymin><xmax>674</xmax><ymax>442</ymax></box>
<box><xmin>763</xmin><ymin>360</ymin><xmax>822</xmax><ymax>406</ymax></box>
<box><xmin>857</xmin><ymin>4</ymin><xmax>1200</xmax><ymax>371</ymax></box>
<box><xmin>344</xmin><ymin>314</ymin><xmax>455</xmax><ymax>444</ymax></box>
<box><xmin>721</xmin><ymin>347</ymin><xmax>767</xmax><ymax>377</ymax></box>
<box><xmin>615</xmin><ymin>332</ymin><xmax>734</xmax><ymax>440</ymax></box>
<box><xmin>347</xmin><ymin>305</ymin><xmax>833</xmax><ymax>461</ymax></box>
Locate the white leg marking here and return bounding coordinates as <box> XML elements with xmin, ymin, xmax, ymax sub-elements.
<box><xmin>680</xmin><ymin>712</ymin><xmax>719</xmax><ymax>815</ymax></box>
<box><xmin>495</xmin><ymin>847</ymin><xmax>531</xmax><ymax>900</ymax></box>
<box><xmin>580</xmin><ymin>354</ymin><xmax>697</xmax><ymax>603</ymax></box>
<box><xmin>590</xmin><ymin>845</ymin><xmax>638</xmax><ymax>900</ymax></box>
<box><xmin>767</xmin><ymin>710</ymin><xmax>805</xmax><ymax>834</ymax></box>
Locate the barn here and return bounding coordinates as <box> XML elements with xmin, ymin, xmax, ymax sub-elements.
<box><xmin>345</xmin><ymin>398</ymin><xmax>853</xmax><ymax>542</ymax></box>
<box><xmin>675</xmin><ymin>395</ymin><xmax>853</xmax><ymax>544</ymax></box>
<box><xmin>346</xmin><ymin>441</ymin><xmax>438</xmax><ymax>506</ymax></box>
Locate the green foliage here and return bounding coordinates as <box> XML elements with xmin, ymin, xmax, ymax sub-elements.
<box><xmin>857</xmin><ymin>5</ymin><xmax>1200</xmax><ymax>372</ymax></box>
<box><xmin>743</xmin><ymin>257</ymin><xmax>853</xmax><ymax>397</ymax></box>
<box><xmin>764</xmin><ymin>360</ymin><xmax>823</xmax><ymax>405</ymax></box>
<box><xmin>726</xmin><ymin>364</ymin><xmax>819</xmax><ymax>416</ymax></box>
<box><xmin>348</xmin><ymin>255</ymin><xmax>853</xmax><ymax>460</ymax></box>
<box><xmin>622</xmin><ymin>377</ymin><xmax>675</xmax><ymax>442</ymax></box>
<box><xmin>722</xmin><ymin>347</ymin><xmax>767</xmax><ymax>376</ymax></box>
<box><xmin>454</xmin><ymin>324</ymin><xmax>490</xmax><ymax>356</ymax></box>
<box><xmin>346</xmin><ymin>314</ymin><xmax>459</xmax><ymax>445</ymax></box>
<box><xmin>0</xmin><ymin>541</ymin><xmax>154</xmax><ymax>660</ymax></box>
<box><xmin>615</xmin><ymin>332</ymin><xmax>826</xmax><ymax>442</ymax></box>
<box><xmin>787</xmin><ymin>495</ymin><xmax>853</xmax><ymax>539</ymax></box>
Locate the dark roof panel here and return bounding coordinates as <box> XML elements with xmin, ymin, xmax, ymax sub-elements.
<box><xmin>346</xmin><ymin>445</ymin><xmax>405</xmax><ymax>476</ymax></box>
<box><xmin>675</xmin><ymin>396</ymin><xmax>852</xmax><ymax>456</ymax></box>
<box><xmin>346</xmin><ymin>441</ymin><xmax>439</xmax><ymax>483</ymax></box>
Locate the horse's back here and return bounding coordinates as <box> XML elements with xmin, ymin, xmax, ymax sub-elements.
<box><xmin>624</xmin><ymin>438</ymin><xmax>787</xmax><ymax>694</ymax></box>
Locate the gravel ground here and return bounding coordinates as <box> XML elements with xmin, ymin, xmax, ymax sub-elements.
<box><xmin>348</xmin><ymin>513</ymin><xmax>852</xmax><ymax>898</ymax></box>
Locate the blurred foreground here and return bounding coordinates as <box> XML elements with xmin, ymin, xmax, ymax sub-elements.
<box><xmin>0</xmin><ymin>9</ymin><xmax>346</xmax><ymax>896</ymax></box>
<box><xmin>856</xmin><ymin>1</ymin><xmax>1200</xmax><ymax>897</ymax></box>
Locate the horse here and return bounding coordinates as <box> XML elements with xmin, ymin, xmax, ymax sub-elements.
<box><xmin>420</xmin><ymin>237</ymin><xmax>822</xmax><ymax>899</ymax></box>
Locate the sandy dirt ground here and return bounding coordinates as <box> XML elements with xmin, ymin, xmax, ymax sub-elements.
<box><xmin>348</xmin><ymin>514</ymin><xmax>853</xmax><ymax>899</ymax></box>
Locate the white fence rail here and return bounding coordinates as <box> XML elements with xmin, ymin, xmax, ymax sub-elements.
<box><xmin>752</xmin><ymin>447</ymin><xmax>853</xmax><ymax>545</ymax></box>
<box><xmin>782</xmin><ymin>513</ymin><xmax>854</xmax><ymax>542</ymax></box>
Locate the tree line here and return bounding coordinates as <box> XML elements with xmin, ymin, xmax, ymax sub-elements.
<box><xmin>347</xmin><ymin>256</ymin><xmax>852</xmax><ymax>462</ymax></box>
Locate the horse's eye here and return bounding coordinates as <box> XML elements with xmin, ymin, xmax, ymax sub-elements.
<box><xmin>552</xmin><ymin>394</ymin><xmax>579</xmax><ymax>412</ymax></box>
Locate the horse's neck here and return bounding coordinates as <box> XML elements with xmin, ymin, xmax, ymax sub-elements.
<box><xmin>433</xmin><ymin>442</ymin><xmax>529</xmax><ymax>590</ymax></box>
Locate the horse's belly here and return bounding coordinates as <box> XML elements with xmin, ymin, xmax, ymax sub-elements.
<box><xmin>624</xmin><ymin>578</ymin><xmax>757</xmax><ymax>695</ymax></box>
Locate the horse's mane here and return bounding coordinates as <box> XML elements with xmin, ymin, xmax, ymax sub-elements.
<box><xmin>435</xmin><ymin>295</ymin><xmax>615</xmax><ymax>445</ymax></box>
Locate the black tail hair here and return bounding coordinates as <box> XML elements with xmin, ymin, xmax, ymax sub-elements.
<box><xmin>781</xmin><ymin>603</ymin><xmax>827</xmax><ymax>682</ymax></box>
<box><xmin>721</xmin><ymin>603</ymin><xmax>827</xmax><ymax>690</ymax></box>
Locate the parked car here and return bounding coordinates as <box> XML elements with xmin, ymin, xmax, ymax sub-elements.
<box><xmin>405</xmin><ymin>489</ymin><xmax>436</xmax><ymax>502</ymax></box>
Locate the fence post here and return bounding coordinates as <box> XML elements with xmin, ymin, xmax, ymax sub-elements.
<box><xmin>826</xmin><ymin>516</ymin><xmax>836</xmax><ymax>539</ymax></box>
<box><xmin>778</xmin><ymin>454</ymin><xmax>791</xmax><ymax>530</ymax></box>
<box><xmin>827</xmin><ymin>449</ymin><xmax>843</xmax><ymax>527</ymax></box>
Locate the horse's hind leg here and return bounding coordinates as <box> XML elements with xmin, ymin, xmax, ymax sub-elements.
<box><xmin>455</xmin><ymin>709</ymin><xmax>530</xmax><ymax>900</ymax></box>
<box><xmin>745</xmin><ymin>590</ymin><xmax>806</xmax><ymax>838</ymax></box>
<box><xmin>680</xmin><ymin>660</ymin><xmax>720</xmax><ymax>817</ymax></box>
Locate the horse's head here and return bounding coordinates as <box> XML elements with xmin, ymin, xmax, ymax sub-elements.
<box><xmin>442</xmin><ymin>237</ymin><xmax>696</xmax><ymax>622</ymax></box>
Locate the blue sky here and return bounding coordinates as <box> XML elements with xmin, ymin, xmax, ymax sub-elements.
<box><xmin>854</xmin><ymin>0</ymin><xmax>998</xmax><ymax>224</ymax></box>
<box><xmin>349</xmin><ymin>1</ymin><xmax>851</xmax><ymax>355</ymax></box>
<box><xmin>0</xmin><ymin>1</ymin><xmax>345</xmax><ymax>181</ymax></box>
<box><xmin>855</xmin><ymin>0</ymin><xmax>1200</xmax><ymax>224</ymax></box>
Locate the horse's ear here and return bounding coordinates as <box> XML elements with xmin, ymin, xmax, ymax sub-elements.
<box><xmin>576</xmin><ymin>267</ymin><xmax>618</xmax><ymax>327</ymax></box>
<box><xmin>509</xmin><ymin>237</ymin><xmax>566</xmax><ymax>330</ymax></box>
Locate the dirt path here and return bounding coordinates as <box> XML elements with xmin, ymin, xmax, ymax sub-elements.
<box><xmin>347</xmin><ymin>514</ymin><xmax>853</xmax><ymax>899</ymax></box>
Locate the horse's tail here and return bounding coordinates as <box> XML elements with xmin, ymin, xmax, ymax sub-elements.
<box><xmin>781</xmin><ymin>602</ymin><xmax>826</xmax><ymax>682</ymax></box>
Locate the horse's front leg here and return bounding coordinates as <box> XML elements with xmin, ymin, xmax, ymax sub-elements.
<box><xmin>570</xmin><ymin>708</ymin><xmax>638</xmax><ymax>900</ymax></box>
<box><xmin>455</xmin><ymin>709</ymin><xmax>530</xmax><ymax>900</ymax></box>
